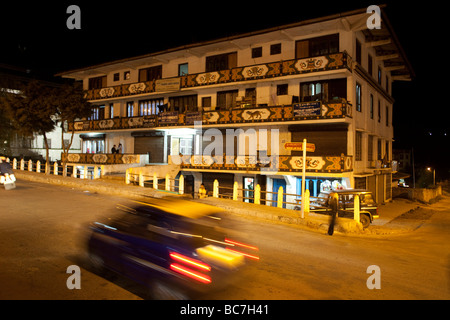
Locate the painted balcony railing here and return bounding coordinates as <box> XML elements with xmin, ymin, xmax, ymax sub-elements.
<box><xmin>61</xmin><ymin>153</ymin><xmax>147</xmax><ymax>165</ymax></box>
<box><xmin>169</xmin><ymin>154</ymin><xmax>353</xmax><ymax>173</ymax></box>
<box><xmin>84</xmin><ymin>52</ymin><xmax>352</xmax><ymax>101</ymax></box>
<box><xmin>70</xmin><ymin>100</ymin><xmax>351</xmax><ymax>131</ymax></box>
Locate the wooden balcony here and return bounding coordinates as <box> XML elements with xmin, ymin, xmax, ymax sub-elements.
<box><xmin>84</xmin><ymin>52</ymin><xmax>352</xmax><ymax>101</ymax></box>
<box><xmin>169</xmin><ymin>154</ymin><xmax>353</xmax><ymax>173</ymax></box>
<box><xmin>70</xmin><ymin>99</ymin><xmax>351</xmax><ymax>132</ymax></box>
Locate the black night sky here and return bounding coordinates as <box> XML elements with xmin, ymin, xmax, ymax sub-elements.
<box><xmin>1</xmin><ymin>1</ymin><xmax>448</xmax><ymax>178</ymax></box>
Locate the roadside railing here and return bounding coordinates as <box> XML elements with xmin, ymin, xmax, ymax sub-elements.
<box><xmin>5</xmin><ymin>157</ymin><xmax>103</xmax><ymax>180</ymax></box>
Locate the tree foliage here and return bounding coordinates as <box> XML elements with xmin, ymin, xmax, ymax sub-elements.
<box><xmin>1</xmin><ymin>80</ymin><xmax>57</xmax><ymax>168</ymax></box>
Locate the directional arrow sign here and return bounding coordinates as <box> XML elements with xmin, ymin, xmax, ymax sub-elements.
<box><xmin>284</xmin><ymin>142</ymin><xmax>315</xmax><ymax>152</ymax></box>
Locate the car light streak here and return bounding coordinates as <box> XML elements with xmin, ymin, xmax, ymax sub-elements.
<box><xmin>169</xmin><ymin>263</ymin><xmax>211</xmax><ymax>284</ymax></box>
<box><xmin>226</xmin><ymin>248</ymin><xmax>260</xmax><ymax>260</ymax></box>
<box><xmin>225</xmin><ymin>238</ymin><xmax>259</xmax><ymax>251</ymax></box>
<box><xmin>169</xmin><ymin>252</ymin><xmax>211</xmax><ymax>271</ymax></box>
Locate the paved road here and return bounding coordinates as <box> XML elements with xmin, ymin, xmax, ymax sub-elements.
<box><xmin>1</xmin><ymin>180</ymin><xmax>449</xmax><ymax>300</ymax></box>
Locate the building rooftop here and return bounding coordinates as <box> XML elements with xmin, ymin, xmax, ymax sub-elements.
<box><xmin>56</xmin><ymin>6</ymin><xmax>413</xmax><ymax>82</ymax></box>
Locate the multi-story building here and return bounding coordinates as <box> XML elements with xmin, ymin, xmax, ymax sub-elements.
<box><xmin>57</xmin><ymin>7</ymin><xmax>413</xmax><ymax>206</ymax></box>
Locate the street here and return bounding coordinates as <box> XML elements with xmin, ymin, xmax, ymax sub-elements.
<box><xmin>0</xmin><ymin>180</ymin><xmax>449</xmax><ymax>300</ymax></box>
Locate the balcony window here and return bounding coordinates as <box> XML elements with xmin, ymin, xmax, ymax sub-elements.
<box><xmin>139</xmin><ymin>98</ymin><xmax>164</xmax><ymax>116</ymax></box>
<box><xmin>139</xmin><ymin>65</ymin><xmax>162</xmax><ymax>82</ymax></box>
<box><xmin>355</xmin><ymin>131</ymin><xmax>362</xmax><ymax>161</ymax></box>
<box><xmin>270</xmin><ymin>43</ymin><xmax>282</xmax><ymax>55</ymax></box>
<box><xmin>169</xmin><ymin>94</ymin><xmax>197</xmax><ymax>113</ymax></box>
<box><xmin>300</xmin><ymin>79</ymin><xmax>346</xmax><ymax>102</ymax></box>
<box><xmin>356</xmin><ymin>83</ymin><xmax>362</xmax><ymax>112</ymax></box>
<box><xmin>178</xmin><ymin>63</ymin><xmax>188</xmax><ymax>76</ymax></box>
<box><xmin>127</xmin><ymin>101</ymin><xmax>134</xmax><ymax>117</ymax></box>
<box><xmin>217</xmin><ymin>90</ymin><xmax>238</xmax><ymax>109</ymax></box>
<box><xmin>205</xmin><ymin>52</ymin><xmax>237</xmax><ymax>72</ymax></box>
<box><xmin>296</xmin><ymin>34</ymin><xmax>339</xmax><ymax>59</ymax></box>
<box><xmin>88</xmin><ymin>76</ymin><xmax>106</xmax><ymax>90</ymax></box>
<box><xmin>89</xmin><ymin>105</ymin><xmax>104</xmax><ymax>120</ymax></box>
<box><xmin>252</xmin><ymin>47</ymin><xmax>262</xmax><ymax>58</ymax></box>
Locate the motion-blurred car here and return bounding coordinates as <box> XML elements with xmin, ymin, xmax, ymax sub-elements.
<box><xmin>86</xmin><ymin>197</ymin><xmax>259</xmax><ymax>299</ymax></box>
<box><xmin>310</xmin><ymin>189</ymin><xmax>379</xmax><ymax>228</ymax></box>
<box><xmin>0</xmin><ymin>156</ymin><xmax>16</xmax><ymax>190</ymax></box>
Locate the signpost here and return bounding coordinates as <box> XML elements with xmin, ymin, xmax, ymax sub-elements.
<box><xmin>285</xmin><ymin>140</ymin><xmax>316</xmax><ymax>219</ymax></box>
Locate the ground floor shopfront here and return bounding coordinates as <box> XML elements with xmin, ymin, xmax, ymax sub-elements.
<box><xmin>180</xmin><ymin>170</ymin><xmax>391</xmax><ymax>210</ymax></box>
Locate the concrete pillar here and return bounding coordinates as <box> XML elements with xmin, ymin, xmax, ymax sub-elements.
<box><xmin>179</xmin><ymin>174</ymin><xmax>184</xmax><ymax>195</ymax></box>
<box><xmin>165</xmin><ymin>173</ymin><xmax>170</xmax><ymax>191</ymax></box>
<box><xmin>254</xmin><ymin>184</ymin><xmax>261</xmax><ymax>204</ymax></box>
<box><xmin>153</xmin><ymin>172</ymin><xmax>158</xmax><ymax>189</ymax></box>
<box><xmin>277</xmin><ymin>186</ymin><xmax>283</xmax><ymax>208</ymax></box>
<box><xmin>354</xmin><ymin>194</ymin><xmax>360</xmax><ymax>222</ymax></box>
<box><xmin>213</xmin><ymin>179</ymin><xmax>218</xmax><ymax>198</ymax></box>
<box><xmin>233</xmin><ymin>181</ymin><xmax>238</xmax><ymax>201</ymax></box>
<box><xmin>139</xmin><ymin>171</ymin><xmax>144</xmax><ymax>187</ymax></box>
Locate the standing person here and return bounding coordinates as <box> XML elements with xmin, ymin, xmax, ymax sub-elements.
<box><xmin>111</xmin><ymin>145</ymin><xmax>117</xmax><ymax>154</ymax></box>
<box><xmin>117</xmin><ymin>143</ymin><xmax>123</xmax><ymax>154</ymax></box>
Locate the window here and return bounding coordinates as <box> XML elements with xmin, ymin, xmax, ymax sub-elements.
<box><xmin>300</xmin><ymin>79</ymin><xmax>346</xmax><ymax>102</ymax></box>
<box><xmin>368</xmin><ymin>135</ymin><xmax>374</xmax><ymax>161</ymax></box>
<box><xmin>88</xmin><ymin>76</ymin><xmax>106</xmax><ymax>90</ymax></box>
<box><xmin>270</xmin><ymin>43</ymin><xmax>281</xmax><ymax>55</ymax></box>
<box><xmin>386</xmin><ymin>105</ymin><xmax>389</xmax><ymax>126</ymax></box>
<box><xmin>385</xmin><ymin>141</ymin><xmax>390</xmax><ymax>161</ymax></box>
<box><xmin>252</xmin><ymin>47</ymin><xmax>262</xmax><ymax>58</ymax></box>
<box><xmin>171</xmin><ymin>137</ymin><xmax>193</xmax><ymax>156</ymax></box>
<box><xmin>355</xmin><ymin>39</ymin><xmax>362</xmax><ymax>65</ymax></box>
<box><xmin>277</xmin><ymin>84</ymin><xmax>288</xmax><ymax>96</ymax></box>
<box><xmin>356</xmin><ymin>83</ymin><xmax>362</xmax><ymax>112</ymax></box>
<box><xmin>368</xmin><ymin>54</ymin><xmax>373</xmax><ymax>76</ymax></box>
<box><xmin>378</xmin><ymin>67</ymin><xmax>382</xmax><ymax>85</ymax></box>
<box><xmin>113</xmin><ymin>73</ymin><xmax>119</xmax><ymax>81</ymax></box>
<box><xmin>89</xmin><ymin>106</ymin><xmax>104</xmax><ymax>120</ymax></box>
<box><xmin>124</xmin><ymin>71</ymin><xmax>131</xmax><ymax>80</ymax></box>
<box><xmin>377</xmin><ymin>139</ymin><xmax>382</xmax><ymax>160</ymax></box>
<box><xmin>169</xmin><ymin>94</ymin><xmax>198</xmax><ymax>113</ymax></box>
<box><xmin>355</xmin><ymin>131</ymin><xmax>362</xmax><ymax>161</ymax></box>
<box><xmin>217</xmin><ymin>90</ymin><xmax>238</xmax><ymax>109</ymax></box>
<box><xmin>178</xmin><ymin>63</ymin><xmax>188</xmax><ymax>76</ymax></box>
<box><xmin>109</xmin><ymin>103</ymin><xmax>114</xmax><ymax>118</ymax></box>
<box><xmin>202</xmin><ymin>97</ymin><xmax>212</xmax><ymax>109</ymax></box>
<box><xmin>370</xmin><ymin>94</ymin><xmax>374</xmax><ymax>119</ymax></box>
<box><xmin>378</xmin><ymin>100</ymin><xmax>381</xmax><ymax>123</ymax></box>
<box><xmin>205</xmin><ymin>52</ymin><xmax>237</xmax><ymax>72</ymax></box>
<box><xmin>127</xmin><ymin>101</ymin><xmax>134</xmax><ymax>117</ymax></box>
<box><xmin>139</xmin><ymin>65</ymin><xmax>162</xmax><ymax>82</ymax></box>
<box><xmin>180</xmin><ymin>138</ymin><xmax>193</xmax><ymax>155</ymax></box>
<box><xmin>139</xmin><ymin>98</ymin><xmax>164</xmax><ymax>116</ymax></box>
<box><xmin>296</xmin><ymin>34</ymin><xmax>339</xmax><ymax>59</ymax></box>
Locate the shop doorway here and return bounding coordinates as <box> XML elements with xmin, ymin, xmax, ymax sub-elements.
<box><xmin>243</xmin><ymin>177</ymin><xmax>254</xmax><ymax>203</ymax></box>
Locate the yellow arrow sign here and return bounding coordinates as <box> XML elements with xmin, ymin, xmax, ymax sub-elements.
<box><xmin>284</xmin><ymin>142</ymin><xmax>315</xmax><ymax>152</ymax></box>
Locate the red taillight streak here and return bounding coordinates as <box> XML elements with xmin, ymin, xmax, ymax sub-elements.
<box><xmin>224</xmin><ymin>238</ymin><xmax>259</xmax><ymax>251</ymax></box>
<box><xmin>169</xmin><ymin>252</ymin><xmax>211</xmax><ymax>271</ymax></box>
<box><xmin>170</xmin><ymin>263</ymin><xmax>211</xmax><ymax>284</ymax></box>
<box><xmin>226</xmin><ymin>248</ymin><xmax>260</xmax><ymax>260</ymax></box>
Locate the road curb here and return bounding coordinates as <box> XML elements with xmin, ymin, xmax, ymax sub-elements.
<box><xmin>14</xmin><ymin>170</ymin><xmax>375</xmax><ymax>235</ymax></box>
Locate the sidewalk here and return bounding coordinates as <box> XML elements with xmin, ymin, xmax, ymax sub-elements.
<box><xmin>13</xmin><ymin>170</ymin><xmax>431</xmax><ymax>235</ymax></box>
